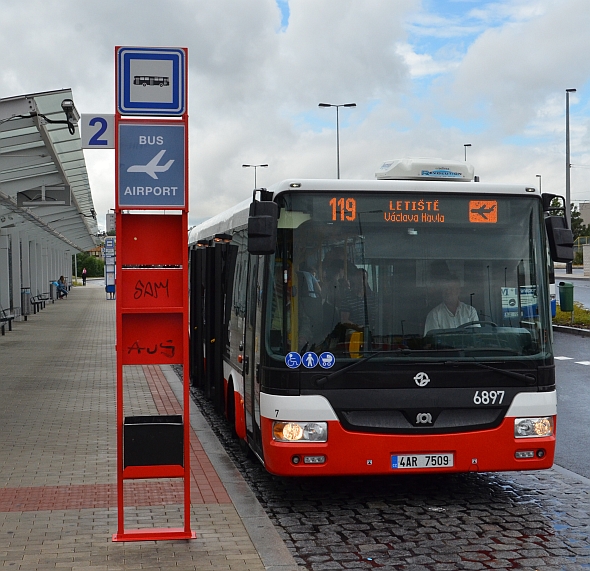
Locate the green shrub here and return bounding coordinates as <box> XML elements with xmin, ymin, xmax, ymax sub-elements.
<box><xmin>73</xmin><ymin>252</ymin><xmax>105</xmax><ymax>278</ymax></box>
<box><xmin>553</xmin><ymin>302</ymin><xmax>590</xmax><ymax>328</ymax></box>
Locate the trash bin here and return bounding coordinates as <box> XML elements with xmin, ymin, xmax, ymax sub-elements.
<box><xmin>21</xmin><ymin>287</ymin><xmax>31</xmax><ymax>317</ymax></box>
<box><xmin>558</xmin><ymin>281</ymin><xmax>574</xmax><ymax>312</ymax></box>
<box><xmin>123</xmin><ymin>415</ymin><xmax>184</xmax><ymax>468</ymax></box>
<box><xmin>49</xmin><ymin>282</ymin><xmax>56</xmax><ymax>301</ymax></box>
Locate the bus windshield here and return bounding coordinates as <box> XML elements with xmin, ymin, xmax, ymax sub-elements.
<box><xmin>267</xmin><ymin>191</ymin><xmax>551</xmax><ymax>362</ymax></box>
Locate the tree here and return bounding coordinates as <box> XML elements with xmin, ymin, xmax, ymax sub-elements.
<box><xmin>571</xmin><ymin>204</ymin><xmax>590</xmax><ymax>241</ymax></box>
<box><xmin>73</xmin><ymin>252</ymin><xmax>105</xmax><ymax>278</ymax></box>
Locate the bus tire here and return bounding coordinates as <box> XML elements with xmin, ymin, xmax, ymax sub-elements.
<box><xmin>238</xmin><ymin>436</ymin><xmax>252</xmax><ymax>458</ymax></box>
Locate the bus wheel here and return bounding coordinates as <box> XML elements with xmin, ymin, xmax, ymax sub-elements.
<box><xmin>238</xmin><ymin>436</ymin><xmax>252</xmax><ymax>458</ymax></box>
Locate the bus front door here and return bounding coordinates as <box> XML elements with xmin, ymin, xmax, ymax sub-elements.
<box><xmin>243</xmin><ymin>255</ymin><xmax>264</xmax><ymax>456</ymax></box>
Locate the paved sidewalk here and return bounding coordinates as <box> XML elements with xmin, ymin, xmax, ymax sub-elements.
<box><xmin>0</xmin><ymin>285</ymin><xmax>299</xmax><ymax>570</ymax></box>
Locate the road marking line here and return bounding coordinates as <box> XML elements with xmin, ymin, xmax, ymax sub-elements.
<box><xmin>555</xmin><ymin>356</ymin><xmax>573</xmax><ymax>360</ymax></box>
<box><xmin>574</xmin><ymin>361</ymin><xmax>590</xmax><ymax>366</ymax></box>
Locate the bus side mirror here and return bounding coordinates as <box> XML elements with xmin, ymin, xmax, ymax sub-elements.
<box><xmin>542</xmin><ymin>193</ymin><xmax>574</xmax><ymax>263</ymax></box>
<box><xmin>248</xmin><ymin>197</ymin><xmax>278</xmax><ymax>255</ymax></box>
<box><xmin>545</xmin><ymin>216</ymin><xmax>574</xmax><ymax>263</ymax></box>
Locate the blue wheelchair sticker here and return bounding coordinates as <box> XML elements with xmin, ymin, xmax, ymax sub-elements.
<box><xmin>302</xmin><ymin>352</ymin><xmax>319</xmax><ymax>369</ymax></box>
<box><xmin>319</xmin><ymin>352</ymin><xmax>335</xmax><ymax>369</ymax></box>
<box><xmin>285</xmin><ymin>352</ymin><xmax>301</xmax><ymax>369</ymax></box>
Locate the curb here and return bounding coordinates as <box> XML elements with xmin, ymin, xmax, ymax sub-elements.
<box><xmin>553</xmin><ymin>463</ymin><xmax>590</xmax><ymax>486</ymax></box>
<box><xmin>553</xmin><ymin>324</ymin><xmax>590</xmax><ymax>337</ymax></box>
<box><xmin>161</xmin><ymin>366</ymin><xmax>301</xmax><ymax>571</ymax></box>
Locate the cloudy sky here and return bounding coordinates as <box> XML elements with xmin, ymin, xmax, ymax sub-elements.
<box><xmin>2</xmin><ymin>0</ymin><xmax>590</xmax><ymax>228</ymax></box>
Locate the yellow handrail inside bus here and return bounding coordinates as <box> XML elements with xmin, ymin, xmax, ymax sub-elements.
<box><xmin>349</xmin><ymin>331</ymin><xmax>363</xmax><ymax>359</ymax></box>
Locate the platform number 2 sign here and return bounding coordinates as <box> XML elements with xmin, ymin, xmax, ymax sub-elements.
<box><xmin>81</xmin><ymin>114</ymin><xmax>115</xmax><ymax>149</ymax></box>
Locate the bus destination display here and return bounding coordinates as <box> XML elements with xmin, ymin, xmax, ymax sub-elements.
<box><xmin>324</xmin><ymin>195</ymin><xmax>500</xmax><ymax>225</ymax></box>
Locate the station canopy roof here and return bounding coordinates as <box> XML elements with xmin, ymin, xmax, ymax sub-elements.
<box><xmin>0</xmin><ymin>89</ymin><xmax>99</xmax><ymax>251</ymax></box>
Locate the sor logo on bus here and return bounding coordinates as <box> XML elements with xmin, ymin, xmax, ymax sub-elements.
<box><xmin>414</xmin><ymin>372</ymin><xmax>431</xmax><ymax>387</ymax></box>
<box><xmin>416</xmin><ymin>413</ymin><xmax>433</xmax><ymax>424</ymax></box>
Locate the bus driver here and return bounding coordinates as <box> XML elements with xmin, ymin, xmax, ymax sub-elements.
<box><xmin>424</xmin><ymin>274</ymin><xmax>478</xmax><ymax>334</ymax></box>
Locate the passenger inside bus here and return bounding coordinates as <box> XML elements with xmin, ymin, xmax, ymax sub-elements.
<box><xmin>297</xmin><ymin>262</ymin><xmax>322</xmax><ymax>350</ymax></box>
<box><xmin>297</xmin><ymin>256</ymin><xmax>347</xmax><ymax>351</ymax></box>
<box><xmin>320</xmin><ymin>257</ymin><xmax>348</xmax><ymax>343</ymax></box>
<box><xmin>340</xmin><ymin>267</ymin><xmax>377</xmax><ymax>328</ymax></box>
<box><xmin>424</xmin><ymin>274</ymin><xmax>479</xmax><ymax>334</ymax></box>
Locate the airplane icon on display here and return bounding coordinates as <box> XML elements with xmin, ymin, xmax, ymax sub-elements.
<box><xmin>470</xmin><ymin>203</ymin><xmax>496</xmax><ymax>220</ymax></box>
<box><xmin>127</xmin><ymin>150</ymin><xmax>174</xmax><ymax>180</ymax></box>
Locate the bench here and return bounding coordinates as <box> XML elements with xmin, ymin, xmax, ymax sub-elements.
<box><xmin>38</xmin><ymin>292</ymin><xmax>51</xmax><ymax>303</ymax></box>
<box><xmin>0</xmin><ymin>308</ymin><xmax>16</xmax><ymax>335</ymax></box>
<box><xmin>31</xmin><ymin>294</ymin><xmax>49</xmax><ymax>314</ymax></box>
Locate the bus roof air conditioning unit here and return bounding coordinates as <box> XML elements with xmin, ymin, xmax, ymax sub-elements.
<box><xmin>375</xmin><ymin>158</ymin><xmax>474</xmax><ymax>182</ymax></box>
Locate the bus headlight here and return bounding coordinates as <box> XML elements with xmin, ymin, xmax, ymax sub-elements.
<box><xmin>514</xmin><ymin>417</ymin><xmax>554</xmax><ymax>438</ymax></box>
<box><xmin>273</xmin><ymin>421</ymin><xmax>328</xmax><ymax>442</ymax></box>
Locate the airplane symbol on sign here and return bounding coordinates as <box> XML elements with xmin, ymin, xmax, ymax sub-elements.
<box><xmin>470</xmin><ymin>203</ymin><xmax>496</xmax><ymax>220</ymax></box>
<box><xmin>127</xmin><ymin>150</ymin><xmax>174</xmax><ymax>180</ymax></box>
<box><xmin>468</xmin><ymin>200</ymin><xmax>498</xmax><ymax>223</ymax></box>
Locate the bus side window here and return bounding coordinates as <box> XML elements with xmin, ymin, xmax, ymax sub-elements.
<box><xmin>232</xmin><ymin>230</ymin><xmax>248</xmax><ymax>318</ymax></box>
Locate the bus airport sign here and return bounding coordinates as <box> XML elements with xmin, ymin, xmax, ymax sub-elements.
<box><xmin>116</xmin><ymin>47</ymin><xmax>186</xmax><ymax>115</ymax></box>
<box><xmin>118</xmin><ymin>122</ymin><xmax>185</xmax><ymax>208</ymax></box>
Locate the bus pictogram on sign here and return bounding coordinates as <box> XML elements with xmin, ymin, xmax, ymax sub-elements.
<box><xmin>133</xmin><ymin>76</ymin><xmax>170</xmax><ymax>87</ymax></box>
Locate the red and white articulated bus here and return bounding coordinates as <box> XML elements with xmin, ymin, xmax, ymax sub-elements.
<box><xmin>188</xmin><ymin>158</ymin><xmax>573</xmax><ymax>477</ymax></box>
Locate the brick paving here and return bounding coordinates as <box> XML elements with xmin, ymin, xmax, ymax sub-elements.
<box><xmin>0</xmin><ymin>283</ymin><xmax>297</xmax><ymax>570</ymax></box>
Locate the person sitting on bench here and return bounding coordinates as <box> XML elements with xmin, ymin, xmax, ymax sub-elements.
<box><xmin>56</xmin><ymin>276</ymin><xmax>68</xmax><ymax>299</ymax></box>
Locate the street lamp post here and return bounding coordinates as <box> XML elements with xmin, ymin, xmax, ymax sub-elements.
<box><xmin>536</xmin><ymin>174</ymin><xmax>541</xmax><ymax>193</ymax></box>
<box><xmin>464</xmin><ymin>144</ymin><xmax>472</xmax><ymax>162</ymax></box>
<box><xmin>566</xmin><ymin>88</ymin><xmax>576</xmax><ymax>274</ymax></box>
<box><xmin>242</xmin><ymin>164</ymin><xmax>268</xmax><ymax>188</ymax></box>
<box><xmin>319</xmin><ymin>102</ymin><xmax>356</xmax><ymax>178</ymax></box>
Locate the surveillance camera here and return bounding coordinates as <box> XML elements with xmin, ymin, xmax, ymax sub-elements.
<box><xmin>61</xmin><ymin>99</ymin><xmax>74</xmax><ymax>113</ymax></box>
<box><xmin>61</xmin><ymin>98</ymin><xmax>80</xmax><ymax>124</ymax></box>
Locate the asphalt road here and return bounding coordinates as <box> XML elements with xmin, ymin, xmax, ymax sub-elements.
<box><xmin>553</xmin><ymin>330</ymin><xmax>590</xmax><ymax>479</ymax></box>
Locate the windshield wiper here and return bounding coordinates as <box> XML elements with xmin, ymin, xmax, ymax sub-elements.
<box><xmin>314</xmin><ymin>349</ymin><xmax>411</xmax><ymax>387</ymax></box>
<box><xmin>314</xmin><ymin>352</ymin><xmax>537</xmax><ymax>388</ymax></box>
<box><xmin>443</xmin><ymin>360</ymin><xmax>536</xmax><ymax>383</ymax></box>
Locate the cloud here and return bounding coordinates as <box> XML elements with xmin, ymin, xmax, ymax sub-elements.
<box><xmin>444</xmin><ymin>0</ymin><xmax>590</xmax><ymax>133</ymax></box>
<box><xmin>2</xmin><ymin>0</ymin><xmax>590</xmax><ymax>229</ymax></box>
<box><xmin>395</xmin><ymin>42</ymin><xmax>459</xmax><ymax>77</ymax></box>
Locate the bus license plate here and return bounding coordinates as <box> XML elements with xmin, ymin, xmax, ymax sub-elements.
<box><xmin>391</xmin><ymin>453</ymin><xmax>454</xmax><ymax>469</ymax></box>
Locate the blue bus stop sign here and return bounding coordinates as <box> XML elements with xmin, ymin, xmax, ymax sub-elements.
<box><xmin>117</xmin><ymin>47</ymin><xmax>186</xmax><ymax>116</ymax></box>
<box><xmin>118</xmin><ymin>122</ymin><xmax>185</xmax><ymax>208</ymax></box>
